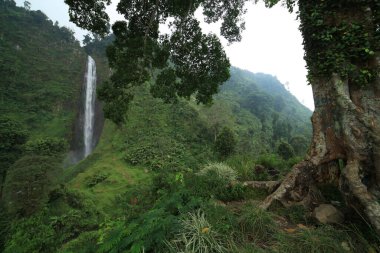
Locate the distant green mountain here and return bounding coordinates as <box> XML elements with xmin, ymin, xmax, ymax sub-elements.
<box><xmin>228</xmin><ymin>68</ymin><xmax>312</xmax><ymax>128</ymax></box>
<box><xmin>197</xmin><ymin>67</ymin><xmax>312</xmax><ymax>155</ymax></box>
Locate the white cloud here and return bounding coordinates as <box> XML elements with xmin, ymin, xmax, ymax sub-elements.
<box><xmin>195</xmin><ymin>2</ymin><xmax>313</xmax><ymax>110</ymax></box>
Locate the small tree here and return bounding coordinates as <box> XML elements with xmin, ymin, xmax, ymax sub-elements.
<box><xmin>0</xmin><ymin>117</ymin><xmax>28</xmax><ymax>198</ymax></box>
<box><xmin>277</xmin><ymin>142</ymin><xmax>295</xmax><ymax>160</ymax></box>
<box><xmin>23</xmin><ymin>0</ymin><xmax>30</xmax><ymax>10</ymax></box>
<box><xmin>290</xmin><ymin>135</ymin><xmax>309</xmax><ymax>156</ymax></box>
<box><xmin>82</xmin><ymin>34</ymin><xmax>93</xmax><ymax>46</ymax></box>
<box><xmin>3</xmin><ymin>156</ymin><xmax>60</xmax><ymax>217</ymax></box>
<box><xmin>215</xmin><ymin>127</ymin><xmax>237</xmax><ymax>158</ymax></box>
<box><xmin>24</xmin><ymin>137</ymin><xmax>67</xmax><ymax>156</ymax></box>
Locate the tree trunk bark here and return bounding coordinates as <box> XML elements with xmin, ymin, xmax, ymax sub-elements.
<box><xmin>261</xmin><ymin>1</ymin><xmax>380</xmax><ymax>234</ymax></box>
<box><xmin>262</xmin><ymin>72</ymin><xmax>380</xmax><ymax>233</ymax></box>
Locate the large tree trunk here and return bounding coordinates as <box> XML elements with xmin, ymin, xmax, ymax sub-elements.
<box><xmin>261</xmin><ymin>1</ymin><xmax>380</xmax><ymax>233</ymax></box>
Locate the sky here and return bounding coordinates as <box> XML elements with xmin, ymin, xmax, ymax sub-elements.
<box><xmin>15</xmin><ymin>0</ymin><xmax>314</xmax><ymax>110</ymax></box>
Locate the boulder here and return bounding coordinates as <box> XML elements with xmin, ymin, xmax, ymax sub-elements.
<box><xmin>312</xmin><ymin>204</ymin><xmax>344</xmax><ymax>224</ymax></box>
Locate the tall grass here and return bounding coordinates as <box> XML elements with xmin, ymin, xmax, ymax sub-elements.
<box><xmin>197</xmin><ymin>162</ymin><xmax>238</xmax><ymax>182</ymax></box>
<box><xmin>238</xmin><ymin>204</ymin><xmax>278</xmax><ymax>243</ymax></box>
<box><xmin>275</xmin><ymin>226</ymin><xmax>347</xmax><ymax>253</ymax></box>
<box><xmin>167</xmin><ymin>210</ymin><xmax>229</xmax><ymax>253</ymax></box>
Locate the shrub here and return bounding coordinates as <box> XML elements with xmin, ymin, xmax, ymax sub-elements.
<box><xmin>120</xmin><ymin>208</ymin><xmax>178</xmax><ymax>252</ymax></box>
<box><xmin>3</xmin><ymin>155</ymin><xmax>61</xmax><ymax>217</ymax></box>
<box><xmin>225</xmin><ymin>154</ymin><xmax>256</xmax><ymax>181</ymax></box>
<box><xmin>167</xmin><ymin>210</ymin><xmax>228</xmax><ymax>253</ymax></box>
<box><xmin>197</xmin><ymin>162</ymin><xmax>237</xmax><ymax>182</ymax></box>
<box><xmin>286</xmin><ymin>156</ymin><xmax>302</xmax><ymax>168</ymax></box>
<box><xmin>85</xmin><ymin>172</ymin><xmax>110</xmax><ymax>188</ymax></box>
<box><xmin>187</xmin><ymin>171</ymin><xmax>244</xmax><ymax>202</ymax></box>
<box><xmin>201</xmin><ymin>202</ymin><xmax>238</xmax><ymax>236</ymax></box>
<box><xmin>238</xmin><ymin>204</ymin><xmax>277</xmax><ymax>242</ymax></box>
<box><xmin>214</xmin><ymin>127</ymin><xmax>236</xmax><ymax>158</ymax></box>
<box><xmin>4</xmin><ymin>188</ymin><xmax>101</xmax><ymax>253</ymax></box>
<box><xmin>124</xmin><ymin>141</ymin><xmax>187</xmax><ymax>171</ymax></box>
<box><xmin>0</xmin><ymin>116</ymin><xmax>28</xmax><ymax>172</ymax></box>
<box><xmin>290</xmin><ymin>135</ymin><xmax>309</xmax><ymax>156</ymax></box>
<box><xmin>4</xmin><ymin>212</ymin><xmax>56</xmax><ymax>253</ymax></box>
<box><xmin>0</xmin><ymin>203</ymin><xmax>10</xmax><ymax>252</ymax></box>
<box><xmin>277</xmin><ymin>142</ymin><xmax>295</xmax><ymax>160</ymax></box>
<box><xmin>57</xmin><ymin>231</ymin><xmax>98</xmax><ymax>253</ymax></box>
<box><xmin>255</xmin><ymin>154</ymin><xmax>286</xmax><ymax>171</ymax></box>
<box><xmin>24</xmin><ymin>137</ymin><xmax>67</xmax><ymax>156</ymax></box>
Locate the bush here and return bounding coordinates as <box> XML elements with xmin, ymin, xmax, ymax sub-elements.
<box><xmin>4</xmin><ymin>187</ymin><xmax>101</xmax><ymax>253</ymax></box>
<box><xmin>167</xmin><ymin>210</ymin><xmax>228</xmax><ymax>253</ymax></box>
<box><xmin>225</xmin><ymin>154</ymin><xmax>256</xmax><ymax>181</ymax></box>
<box><xmin>24</xmin><ymin>137</ymin><xmax>67</xmax><ymax>156</ymax></box>
<box><xmin>0</xmin><ymin>203</ymin><xmax>10</xmax><ymax>252</ymax></box>
<box><xmin>197</xmin><ymin>162</ymin><xmax>237</xmax><ymax>182</ymax></box>
<box><xmin>3</xmin><ymin>155</ymin><xmax>61</xmax><ymax>217</ymax></box>
<box><xmin>112</xmin><ymin>208</ymin><xmax>178</xmax><ymax>252</ymax></box>
<box><xmin>238</xmin><ymin>204</ymin><xmax>277</xmax><ymax>242</ymax></box>
<box><xmin>215</xmin><ymin>127</ymin><xmax>237</xmax><ymax>158</ymax></box>
<box><xmin>124</xmin><ymin>140</ymin><xmax>187</xmax><ymax>171</ymax></box>
<box><xmin>187</xmin><ymin>170</ymin><xmax>244</xmax><ymax>202</ymax></box>
<box><xmin>255</xmin><ymin>154</ymin><xmax>286</xmax><ymax>171</ymax></box>
<box><xmin>0</xmin><ymin>116</ymin><xmax>28</xmax><ymax>183</ymax></box>
<box><xmin>290</xmin><ymin>135</ymin><xmax>309</xmax><ymax>156</ymax></box>
<box><xmin>277</xmin><ymin>142</ymin><xmax>295</xmax><ymax>160</ymax></box>
<box><xmin>85</xmin><ymin>172</ymin><xmax>110</xmax><ymax>187</ymax></box>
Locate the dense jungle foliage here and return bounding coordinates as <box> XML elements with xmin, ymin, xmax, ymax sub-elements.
<box><xmin>1</xmin><ymin>0</ymin><xmax>379</xmax><ymax>252</ymax></box>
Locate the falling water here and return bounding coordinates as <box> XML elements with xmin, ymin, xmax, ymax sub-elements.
<box><xmin>83</xmin><ymin>56</ymin><xmax>97</xmax><ymax>157</ymax></box>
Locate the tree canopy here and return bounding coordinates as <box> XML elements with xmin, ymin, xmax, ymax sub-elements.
<box><xmin>65</xmin><ymin>0</ymin><xmax>258</xmax><ymax>124</ymax></box>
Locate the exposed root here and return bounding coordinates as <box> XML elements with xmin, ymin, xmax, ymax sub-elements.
<box><xmin>342</xmin><ymin>159</ymin><xmax>380</xmax><ymax>234</ymax></box>
<box><xmin>260</xmin><ymin>161</ymin><xmax>316</xmax><ymax>210</ymax></box>
<box><xmin>242</xmin><ymin>180</ymin><xmax>281</xmax><ymax>193</ymax></box>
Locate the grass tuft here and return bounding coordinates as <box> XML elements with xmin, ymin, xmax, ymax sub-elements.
<box><xmin>167</xmin><ymin>210</ymin><xmax>229</xmax><ymax>253</ymax></box>
<box><xmin>197</xmin><ymin>162</ymin><xmax>238</xmax><ymax>182</ymax></box>
<box><xmin>238</xmin><ymin>204</ymin><xmax>277</xmax><ymax>243</ymax></box>
<box><xmin>275</xmin><ymin>225</ymin><xmax>348</xmax><ymax>253</ymax></box>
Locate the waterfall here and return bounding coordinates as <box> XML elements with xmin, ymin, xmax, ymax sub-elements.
<box><xmin>83</xmin><ymin>56</ymin><xmax>97</xmax><ymax>157</ymax></box>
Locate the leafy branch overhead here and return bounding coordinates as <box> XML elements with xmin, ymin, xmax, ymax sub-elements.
<box><xmin>65</xmin><ymin>0</ymin><xmax>250</xmax><ymax>124</ymax></box>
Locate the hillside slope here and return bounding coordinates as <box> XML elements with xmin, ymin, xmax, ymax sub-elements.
<box><xmin>0</xmin><ymin>0</ymin><xmax>86</xmax><ymax>139</ymax></box>
<box><xmin>197</xmin><ymin>67</ymin><xmax>312</xmax><ymax>155</ymax></box>
<box><xmin>62</xmin><ymin>63</ymin><xmax>313</xmax><ymax>217</ymax></box>
<box><xmin>0</xmin><ymin>3</ymin><xmax>315</xmax><ymax>251</ymax></box>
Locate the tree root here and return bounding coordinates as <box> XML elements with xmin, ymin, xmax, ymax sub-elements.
<box><xmin>259</xmin><ymin>161</ymin><xmax>317</xmax><ymax>210</ymax></box>
<box><xmin>256</xmin><ymin>157</ymin><xmax>380</xmax><ymax>235</ymax></box>
<box><xmin>242</xmin><ymin>180</ymin><xmax>281</xmax><ymax>193</ymax></box>
<box><xmin>342</xmin><ymin>159</ymin><xmax>380</xmax><ymax>234</ymax></box>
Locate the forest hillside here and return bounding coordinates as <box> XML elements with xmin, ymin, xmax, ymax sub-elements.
<box><xmin>1</xmin><ymin>1</ymin><xmax>379</xmax><ymax>252</ymax></box>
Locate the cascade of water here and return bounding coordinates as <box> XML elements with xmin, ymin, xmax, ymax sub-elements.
<box><xmin>83</xmin><ymin>56</ymin><xmax>97</xmax><ymax>157</ymax></box>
